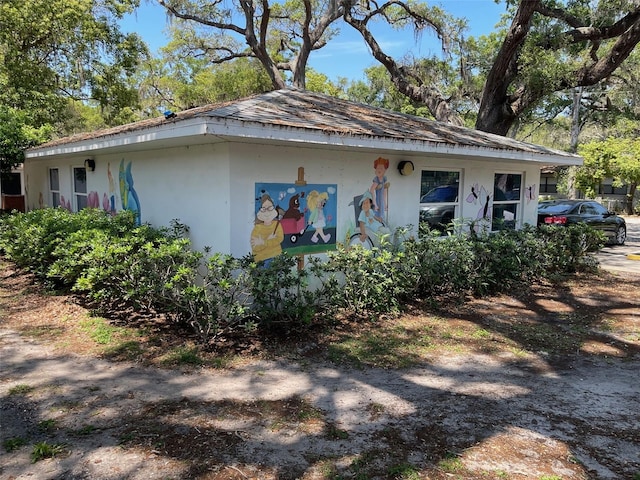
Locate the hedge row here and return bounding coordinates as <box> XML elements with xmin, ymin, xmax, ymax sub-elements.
<box><xmin>0</xmin><ymin>208</ymin><xmax>604</xmax><ymax>345</ymax></box>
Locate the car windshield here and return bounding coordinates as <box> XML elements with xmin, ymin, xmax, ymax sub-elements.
<box><xmin>538</xmin><ymin>202</ymin><xmax>575</xmax><ymax>214</ymax></box>
<box><xmin>421</xmin><ymin>186</ymin><xmax>457</xmax><ymax>203</ymax></box>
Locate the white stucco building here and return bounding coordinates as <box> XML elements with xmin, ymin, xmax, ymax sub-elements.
<box><xmin>24</xmin><ymin>89</ymin><xmax>582</xmax><ymax>259</ymax></box>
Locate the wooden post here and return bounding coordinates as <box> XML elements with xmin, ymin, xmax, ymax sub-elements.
<box><xmin>295</xmin><ymin>167</ymin><xmax>307</xmax><ymax>186</ymax></box>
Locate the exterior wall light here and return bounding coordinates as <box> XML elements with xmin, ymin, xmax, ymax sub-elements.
<box><xmin>84</xmin><ymin>158</ymin><xmax>96</xmax><ymax>171</ymax></box>
<box><xmin>398</xmin><ymin>160</ymin><xmax>414</xmax><ymax>176</ymax></box>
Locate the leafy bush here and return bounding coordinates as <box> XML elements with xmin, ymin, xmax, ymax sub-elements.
<box><xmin>402</xmin><ymin>226</ymin><xmax>479</xmax><ymax>299</ymax></box>
<box><xmin>0</xmin><ymin>208</ymin><xmax>136</xmax><ymax>282</ymax></box>
<box><xmin>241</xmin><ymin>253</ymin><xmax>326</xmax><ymax>328</ymax></box>
<box><xmin>322</xmin><ymin>243</ymin><xmax>409</xmax><ymax>316</ymax></box>
<box><xmin>0</xmin><ymin>208</ymin><xmax>607</xmax><ymax>346</ymax></box>
<box><xmin>536</xmin><ymin>223</ymin><xmax>604</xmax><ymax>274</ymax></box>
<box><xmin>171</xmin><ymin>253</ymin><xmax>253</xmax><ymax>344</ymax></box>
<box><xmin>470</xmin><ymin>225</ymin><xmax>547</xmax><ymax>296</ymax></box>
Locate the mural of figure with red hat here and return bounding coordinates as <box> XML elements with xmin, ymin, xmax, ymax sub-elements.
<box><xmin>369</xmin><ymin>157</ymin><xmax>390</xmax><ymax>222</ymax></box>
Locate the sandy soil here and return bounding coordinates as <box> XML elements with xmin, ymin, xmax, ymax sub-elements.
<box><xmin>1</xmin><ymin>263</ymin><xmax>639</xmax><ymax>479</ymax></box>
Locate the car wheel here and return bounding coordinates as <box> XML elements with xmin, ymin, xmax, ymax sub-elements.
<box><xmin>615</xmin><ymin>225</ymin><xmax>626</xmax><ymax>245</ymax></box>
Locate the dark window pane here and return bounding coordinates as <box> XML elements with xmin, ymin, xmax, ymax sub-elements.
<box><xmin>1</xmin><ymin>173</ymin><xmax>21</xmax><ymax>195</ymax></box>
<box><xmin>492</xmin><ymin>203</ymin><xmax>517</xmax><ymax>230</ymax></box>
<box><xmin>76</xmin><ymin>194</ymin><xmax>87</xmax><ymax>210</ymax></box>
<box><xmin>49</xmin><ymin>169</ymin><xmax>59</xmax><ymax>191</ymax></box>
<box><xmin>73</xmin><ymin>167</ymin><xmax>87</xmax><ymax>194</ymax></box>
<box><xmin>420</xmin><ymin>171</ymin><xmax>460</xmax><ymax>201</ymax></box>
<box><xmin>494</xmin><ymin>174</ymin><xmax>522</xmax><ymax>201</ymax></box>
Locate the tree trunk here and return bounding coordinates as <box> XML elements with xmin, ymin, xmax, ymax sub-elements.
<box><xmin>626</xmin><ymin>182</ymin><xmax>637</xmax><ymax>215</ymax></box>
<box><xmin>475</xmin><ymin>0</ymin><xmax>538</xmax><ymax>135</ymax></box>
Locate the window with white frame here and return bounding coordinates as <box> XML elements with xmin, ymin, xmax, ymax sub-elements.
<box><xmin>492</xmin><ymin>173</ymin><xmax>522</xmax><ymax>230</ymax></box>
<box><xmin>419</xmin><ymin>170</ymin><xmax>461</xmax><ymax>235</ymax></box>
<box><xmin>49</xmin><ymin>168</ymin><xmax>60</xmax><ymax>207</ymax></box>
<box><xmin>73</xmin><ymin>166</ymin><xmax>87</xmax><ymax>211</ymax></box>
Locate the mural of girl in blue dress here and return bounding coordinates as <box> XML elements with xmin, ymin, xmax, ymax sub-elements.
<box><xmin>307</xmin><ymin>190</ymin><xmax>331</xmax><ymax>243</ymax></box>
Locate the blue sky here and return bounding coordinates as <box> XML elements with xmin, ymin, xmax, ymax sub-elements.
<box><xmin>120</xmin><ymin>0</ymin><xmax>507</xmax><ymax>82</ymax></box>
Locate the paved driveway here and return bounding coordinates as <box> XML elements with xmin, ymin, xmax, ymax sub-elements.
<box><xmin>596</xmin><ymin>215</ymin><xmax>640</xmax><ymax>274</ymax></box>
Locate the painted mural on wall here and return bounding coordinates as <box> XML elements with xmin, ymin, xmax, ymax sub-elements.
<box><xmin>346</xmin><ymin>156</ymin><xmax>393</xmax><ymax>249</ymax></box>
<box><xmin>466</xmin><ymin>183</ymin><xmax>492</xmax><ymax>233</ymax></box>
<box><xmin>119</xmin><ymin>159</ymin><xmax>141</xmax><ymax>225</ymax></box>
<box><xmin>251</xmin><ymin>183</ymin><xmax>337</xmax><ymax>263</ymax></box>
<box><xmin>369</xmin><ymin>157</ymin><xmax>390</xmax><ymax>223</ymax></box>
<box><xmin>526</xmin><ymin>184</ymin><xmax>537</xmax><ymax>203</ymax></box>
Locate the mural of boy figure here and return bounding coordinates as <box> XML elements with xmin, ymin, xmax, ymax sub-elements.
<box><xmin>307</xmin><ymin>190</ymin><xmax>331</xmax><ymax>243</ymax></box>
<box><xmin>251</xmin><ymin>194</ymin><xmax>284</xmax><ymax>263</ymax></box>
<box><xmin>370</xmin><ymin>157</ymin><xmax>390</xmax><ymax>221</ymax></box>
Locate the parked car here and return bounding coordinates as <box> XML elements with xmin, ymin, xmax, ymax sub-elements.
<box><xmin>537</xmin><ymin>199</ymin><xmax>626</xmax><ymax>245</ymax></box>
<box><xmin>420</xmin><ymin>185</ymin><xmax>458</xmax><ymax>231</ymax></box>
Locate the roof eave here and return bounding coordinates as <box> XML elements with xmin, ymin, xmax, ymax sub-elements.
<box><xmin>26</xmin><ymin>117</ymin><xmax>582</xmax><ymax>167</ymax></box>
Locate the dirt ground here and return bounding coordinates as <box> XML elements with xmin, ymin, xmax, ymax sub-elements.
<box><xmin>1</xmin><ymin>259</ymin><xmax>639</xmax><ymax>480</ymax></box>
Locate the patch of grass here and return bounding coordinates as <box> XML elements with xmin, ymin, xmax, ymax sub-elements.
<box><xmin>160</xmin><ymin>346</ymin><xmax>203</xmax><ymax>366</ymax></box>
<box><xmin>79</xmin><ymin>317</ymin><xmax>127</xmax><ymax>345</ymax></box>
<box><xmin>438</xmin><ymin>452</ymin><xmax>463</xmax><ymax>473</ymax></box>
<box><xmin>8</xmin><ymin>384</ymin><xmax>34</xmax><ymax>395</ymax></box>
<box><xmin>472</xmin><ymin>328</ymin><xmax>492</xmax><ymax>339</ymax></box>
<box><xmin>22</xmin><ymin>325</ymin><xmax>66</xmax><ymax>339</ymax></box>
<box><xmin>3</xmin><ymin>437</ymin><xmax>27</xmax><ymax>452</ymax></box>
<box><xmin>349</xmin><ymin>451</ymin><xmax>375</xmax><ymax>479</ymax></box>
<box><xmin>75</xmin><ymin>424</ymin><xmax>97</xmax><ymax>435</ymax></box>
<box><xmin>30</xmin><ymin>441</ymin><xmax>66</xmax><ymax>463</ymax></box>
<box><xmin>388</xmin><ymin>463</ymin><xmax>420</xmax><ymax>479</ymax></box>
<box><xmin>539</xmin><ymin>476</ymin><xmax>562</xmax><ymax>480</ymax></box>
<box><xmin>325</xmin><ymin>423</ymin><xmax>349</xmax><ymax>440</ymax></box>
<box><xmin>103</xmin><ymin>340</ymin><xmax>143</xmax><ymax>360</ymax></box>
<box><xmin>37</xmin><ymin>419</ymin><xmax>57</xmax><ymax>433</ymax></box>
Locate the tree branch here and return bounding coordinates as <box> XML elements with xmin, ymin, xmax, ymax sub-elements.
<box><xmin>342</xmin><ymin>0</ymin><xmax>463</xmax><ymax>124</ymax></box>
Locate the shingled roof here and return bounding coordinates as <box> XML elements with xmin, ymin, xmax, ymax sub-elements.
<box><xmin>27</xmin><ymin>88</ymin><xmax>581</xmax><ymax>165</ymax></box>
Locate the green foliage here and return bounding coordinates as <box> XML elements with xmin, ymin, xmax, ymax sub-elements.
<box><xmin>241</xmin><ymin>253</ymin><xmax>324</xmax><ymax>328</ymax></box>
<box><xmin>536</xmin><ymin>223</ymin><xmax>604</xmax><ymax>274</ymax></box>
<box><xmin>3</xmin><ymin>437</ymin><xmax>27</xmax><ymax>452</ymax></box>
<box><xmin>0</xmin><ymin>106</ymin><xmax>51</xmax><ymax>173</ymax></box>
<box><xmin>322</xmin><ymin>243</ymin><xmax>408</xmax><ymax>316</ymax></box>
<box><xmin>8</xmin><ymin>384</ymin><xmax>35</xmax><ymax>395</ymax></box>
<box><xmin>578</xmin><ymin>136</ymin><xmax>640</xmax><ymax>213</ymax></box>
<box><xmin>171</xmin><ymin>253</ymin><xmax>253</xmax><ymax>345</ymax></box>
<box><xmin>0</xmin><ymin>209</ymin><xmax>605</xmax><ymax>346</ymax></box>
<box><xmin>30</xmin><ymin>441</ymin><xmax>66</xmax><ymax>463</ymax></box>
<box><xmin>0</xmin><ymin>0</ymin><xmax>148</xmax><ymax>131</ymax></box>
<box><xmin>0</xmin><ymin>208</ymin><xmax>135</xmax><ymax>282</ymax></box>
<box><xmin>402</xmin><ymin>226</ymin><xmax>479</xmax><ymax>298</ymax></box>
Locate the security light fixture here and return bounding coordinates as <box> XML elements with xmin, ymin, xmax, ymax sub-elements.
<box><xmin>398</xmin><ymin>160</ymin><xmax>414</xmax><ymax>176</ymax></box>
<box><xmin>84</xmin><ymin>158</ymin><xmax>96</xmax><ymax>172</ymax></box>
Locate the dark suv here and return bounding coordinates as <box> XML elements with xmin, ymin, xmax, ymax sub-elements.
<box><xmin>420</xmin><ymin>185</ymin><xmax>458</xmax><ymax>231</ymax></box>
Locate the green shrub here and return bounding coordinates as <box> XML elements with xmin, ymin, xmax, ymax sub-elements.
<box><xmin>0</xmin><ymin>208</ymin><xmax>136</xmax><ymax>283</ymax></box>
<box><xmin>402</xmin><ymin>226</ymin><xmax>478</xmax><ymax>299</ymax></box>
<box><xmin>322</xmin><ymin>243</ymin><xmax>409</xmax><ymax>316</ymax></box>
<box><xmin>537</xmin><ymin>223</ymin><xmax>604</xmax><ymax>274</ymax></box>
<box><xmin>0</xmin><ymin>208</ymin><xmax>607</xmax><ymax>345</ymax></box>
<box><xmin>242</xmin><ymin>253</ymin><xmax>326</xmax><ymax>327</ymax></box>
<box><xmin>171</xmin><ymin>253</ymin><xmax>253</xmax><ymax>344</ymax></box>
<box><xmin>470</xmin><ymin>225</ymin><xmax>547</xmax><ymax>296</ymax></box>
